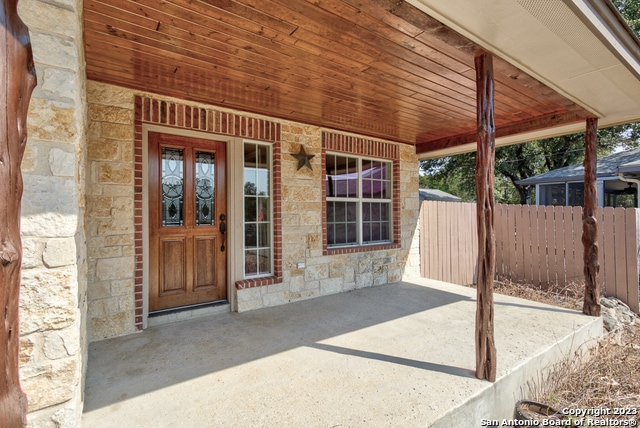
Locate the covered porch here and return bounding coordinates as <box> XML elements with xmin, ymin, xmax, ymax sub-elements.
<box><xmin>82</xmin><ymin>278</ymin><xmax>601</xmax><ymax>427</ymax></box>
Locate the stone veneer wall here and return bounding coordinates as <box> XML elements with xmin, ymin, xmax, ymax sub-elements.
<box><xmin>85</xmin><ymin>83</ymin><xmax>137</xmax><ymax>340</ymax></box>
<box><xmin>85</xmin><ymin>81</ymin><xmax>421</xmax><ymax>339</ymax></box>
<box><xmin>236</xmin><ymin>127</ymin><xmax>421</xmax><ymax>310</ymax></box>
<box><xmin>18</xmin><ymin>0</ymin><xmax>87</xmax><ymax>427</ymax></box>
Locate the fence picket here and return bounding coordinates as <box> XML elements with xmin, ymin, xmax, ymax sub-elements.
<box><xmin>603</xmin><ymin>207</ymin><xmax>616</xmax><ymax>297</ymax></box>
<box><xmin>418</xmin><ymin>201</ymin><xmax>639</xmax><ymax>314</ymax></box>
<box><xmin>614</xmin><ymin>207</ymin><xmax>628</xmax><ymax>301</ymax></box>
<box><xmin>596</xmin><ymin>207</ymin><xmax>605</xmax><ymax>292</ymax></box>
<box><xmin>554</xmin><ymin>206</ymin><xmax>567</xmax><ymax>286</ymax></box>
<box><xmin>528</xmin><ymin>206</ymin><xmax>539</xmax><ymax>285</ymax></box>
<box><xmin>631</xmin><ymin>210</ymin><xmax>640</xmax><ymax>313</ymax></box>
<box><xmin>562</xmin><ymin>206</ymin><xmax>575</xmax><ymax>282</ymax></box>
<box><xmin>420</xmin><ymin>202</ymin><xmax>427</xmax><ymax>278</ymax></box>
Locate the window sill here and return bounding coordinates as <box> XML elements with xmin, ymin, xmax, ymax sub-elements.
<box><xmin>235</xmin><ymin>275</ymin><xmax>282</xmax><ymax>290</ymax></box>
<box><xmin>323</xmin><ymin>242</ymin><xmax>400</xmax><ymax>256</ymax></box>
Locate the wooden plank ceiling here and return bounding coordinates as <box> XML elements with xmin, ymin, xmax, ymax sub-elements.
<box><xmin>83</xmin><ymin>0</ymin><xmax>590</xmax><ymax>153</ymax></box>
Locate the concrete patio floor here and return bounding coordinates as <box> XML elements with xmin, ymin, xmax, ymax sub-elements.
<box><xmin>82</xmin><ymin>278</ymin><xmax>602</xmax><ymax>428</ymax></box>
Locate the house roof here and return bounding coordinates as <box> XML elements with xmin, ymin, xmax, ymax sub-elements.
<box><xmin>83</xmin><ymin>0</ymin><xmax>640</xmax><ymax>156</ymax></box>
<box><xmin>516</xmin><ymin>146</ymin><xmax>640</xmax><ymax>185</ymax></box>
<box><xmin>419</xmin><ymin>188</ymin><xmax>462</xmax><ymax>202</ymax></box>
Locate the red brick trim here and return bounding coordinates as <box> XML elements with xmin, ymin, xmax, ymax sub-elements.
<box><xmin>135</xmin><ymin>96</ymin><xmax>283</xmax><ymax>328</ymax></box>
<box><xmin>321</xmin><ymin>131</ymin><xmax>402</xmax><ymax>256</ymax></box>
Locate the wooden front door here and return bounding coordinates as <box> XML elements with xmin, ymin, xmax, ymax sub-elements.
<box><xmin>148</xmin><ymin>132</ymin><xmax>227</xmax><ymax>312</ymax></box>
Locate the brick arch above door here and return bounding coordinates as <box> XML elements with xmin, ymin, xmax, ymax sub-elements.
<box><xmin>134</xmin><ymin>95</ymin><xmax>283</xmax><ymax>330</ymax></box>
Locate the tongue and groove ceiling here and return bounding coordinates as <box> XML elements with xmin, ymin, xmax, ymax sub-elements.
<box><xmin>83</xmin><ymin>0</ymin><xmax>597</xmax><ymax>154</ymax></box>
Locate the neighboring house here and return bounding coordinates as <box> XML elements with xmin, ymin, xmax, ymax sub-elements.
<box><xmin>12</xmin><ymin>0</ymin><xmax>640</xmax><ymax>426</ymax></box>
<box><xmin>516</xmin><ymin>147</ymin><xmax>640</xmax><ymax>208</ymax></box>
<box><xmin>419</xmin><ymin>188</ymin><xmax>462</xmax><ymax>202</ymax></box>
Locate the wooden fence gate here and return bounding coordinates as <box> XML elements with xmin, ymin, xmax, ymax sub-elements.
<box><xmin>419</xmin><ymin>201</ymin><xmax>640</xmax><ymax>313</ymax></box>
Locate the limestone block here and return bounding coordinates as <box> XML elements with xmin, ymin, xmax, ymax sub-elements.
<box><xmin>89</xmin><ymin>104</ymin><xmax>134</xmax><ymax>124</ymax></box>
<box><xmin>30</xmin><ymin>31</ymin><xmax>78</xmax><ymax>71</ymax></box>
<box><xmin>95</xmin><ymin>256</ymin><xmax>134</xmax><ymax>281</ymax></box>
<box><xmin>87</xmin><ymin>245</ymin><xmax>121</xmax><ymax>259</ymax></box>
<box><xmin>87</xmin><ymin>120</ymin><xmax>102</xmax><ymax>140</ymax></box>
<box><xmin>87</xmin><ymin>81</ymin><xmax>134</xmax><ymax>109</ymax></box>
<box><xmin>44</xmin><ymin>326</ymin><xmax>80</xmax><ymax>360</ymax></box>
<box><xmin>43</xmin><ymin>237</ymin><xmax>76</xmax><ymax>268</ymax></box>
<box><xmin>101</xmin><ymin>185</ymin><xmax>134</xmax><ymax>197</ymax></box>
<box><xmin>237</xmin><ymin>287</ymin><xmax>262</xmax><ymax>302</ymax></box>
<box><xmin>19</xmin><ymin>0</ymin><xmax>78</xmax><ymax>38</ymax></box>
<box><xmin>388</xmin><ymin>268</ymin><xmax>402</xmax><ymax>283</ymax></box>
<box><xmin>118</xmin><ymin>295</ymin><xmax>135</xmax><ymax>312</ymax></box>
<box><xmin>304</xmin><ymin>264</ymin><xmax>328</xmax><ymax>281</ymax></box>
<box><xmin>262</xmin><ymin>291</ymin><xmax>286</xmax><ymax>307</ymax></box>
<box><xmin>104</xmin><ymin>235</ymin><xmax>134</xmax><ymax>246</ymax></box>
<box><xmin>110</xmin><ymin>279</ymin><xmax>134</xmax><ymax>296</ymax></box>
<box><xmin>101</xmin><ymin>122</ymin><xmax>134</xmax><ymax>141</ymax></box>
<box><xmin>306</xmin><ymin>233</ymin><xmax>320</xmax><ymax>249</ymax></box>
<box><xmin>88</xmin><ymin>138</ymin><xmax>119</xmax><ymax>161</ymax></box>
<box><xmin>358</xmin><ymin>258</ymin><xmax>372</xmax><ymax>274</ymax></box>
<box><xmin>87</xmin><ymin>281</ymin><xmax>111</xmax><ymax>301</ymax></box>
<box><xmin>89</xmin><ymin>311</ymin><xmax>131</xmax><ymax>339</ymax></box>
<box><xmin>282</xmin><ymin>216</ymin><xmax>300</xmax><ymax>229</ymax></box>
<box><xmin>320</xmin><ymin>278</ymin><xmax>342</xmax><ymax>295</ymax></box>
<box><xmin>22</xmin><ymin>358</ymin><xmax>78</xmax><ymax>411</ymax></box>
<box><xmin>299</xmin><ymin>210</ymin><xmax>321</xmax><ymax>226</ymax></box>
<box><xmin>121</xmin><ymin>245</ymin><xmax>135</xmax><ymax>257</ymax></box>
<box><xmin>282</xmin><ymin>185</ymin><xmax>321</xmax><ymax>202</ymax></box>
<box><xmin>88</xmin><ymin>298</ymin><xmax>119</xmax><ymax>317</ymax></box>
<box><xmin>22</xmin><ymin>238</ymin><xmax>45</xmax><ymax>269</ymax></box>
<box><xmin>20</xmin><ymin>267</ymin><xmax>78</xmax><ymax>334</ymax></box>
<box><xmin>97</xmin><ymin>217</ymin><xmax>135</xmax><ymax>236</ymax></box>
<box><xmin>355</xmin><ymin>272</ymin><xmax>373</xmax><ymax>289</ymax></box>
<box><xmin>22</xmin><ymin>174</ymin><xmax>78</xmax><ymax>237</ymax></box>
<box><xmin>20</xmin><ymin>335</ymin><xmax>37</xmax><ymax>366</ymax></box>
<box><xmin>267</xmin><ymin>283</ymin><xmax>285</xmax><ymax>294</ymax></box>
<box><xmin>49</xmin><ymin>148</ymin><xmax>75</xmax><ymax>177</ymax></box>
<box><xmin>289</xmin><ymin>275</ymin><xmax>305</xmax><ymax>292</ymax></box>
<box><xmin>28</xmin><ymin>98</ymin><xmax>77</xmax><ymax>143</ymax></box>
<box><xmin>373</xmin><ymin>272</ymin><xmax>388</xmax><ymax>286</ymax></box>
<box><xmin>22</xmin><ymin>144</ymin><xmax>38</xmax><ymax>172</ymax></box>
<box><xmin>41</xmin><ymin>67</ymin><xmax>78</xmax><ymax>102</ymax></box>
<box><xmin>86</xmin><ymin>195</ymin><xmax>113</xmax><ymax>218</ymax></box>
<box><xmin>343</xmin><ymin>267</ymin><xmax>355</xmax><ymax>283</ymax></box>
<box><xmin>112</xmin><ymin>196</ymin><xmax>134</xmax><ymax>215</ymax></box>
<box><xmin>237</xmin><ymin>299</ymin><xmax>264</xmax><ymax>312</ymax></box>
<box><xmin>97</xmin><ymin>163</ymin><xmax>134</xmax><ymax>185</ymax></box>
<box><xmin>303</xmin><ymin>279</ymin><xmax>319</xmax><ymax>291</ymax></box>
<box><xmin>342</xmin><ymin>282</ymin><xmax>356</xmax><ymax>292</ymax></box>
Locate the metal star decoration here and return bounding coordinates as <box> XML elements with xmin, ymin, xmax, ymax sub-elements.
<box><xmin>291</xmin><ymin>145</ymin><xmax>315</xmax><ymax>171</ymax></box>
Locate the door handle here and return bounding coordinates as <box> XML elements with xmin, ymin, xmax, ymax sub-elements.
<box><xmin>219</xmin><ymin>214</ymin><xmax>226</xmax><ymax>252</ymax></box>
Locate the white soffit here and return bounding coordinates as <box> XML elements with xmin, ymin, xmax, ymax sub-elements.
<box><xmin>407</xmin><ymin>0</ymin><xmax>640</xmax><ymax>134</ymax></box>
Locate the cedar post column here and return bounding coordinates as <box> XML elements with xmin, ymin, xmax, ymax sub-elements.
<box><xmin>474</xmin><ymin>51</ymin><xmax>497</xmax><ymax>382</ymax></box>
<box><xmin>1</xmin><ymin>0</ymin><xmax>37</xmax><ymax>426</ymax></box>
<box><xmin>582</xmin><ymin>118</ymin><xmax>601</xmax><ymax>316</ymax></box>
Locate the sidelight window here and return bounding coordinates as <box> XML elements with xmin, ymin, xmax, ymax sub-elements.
<box><xmin>244</xmin><ymin>142</ymin><xmax>272</xmax><ymax>277</ymax></box>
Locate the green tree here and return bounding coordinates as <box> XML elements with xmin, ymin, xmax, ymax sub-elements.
<box><xmin>420</xmin><ymin>125</ymin><xmax>640</xmax><ymax>204</ymax></box>
<box><xmin>612</xmin><ymin>0</ymin><xmax>640</xmax><ymax>36</ymax></box>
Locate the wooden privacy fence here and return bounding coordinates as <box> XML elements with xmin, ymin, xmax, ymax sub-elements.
<box><xmin>419</xmin><ymin>201</ymin><xmax>640</xmax><ymax>313</ymax></box>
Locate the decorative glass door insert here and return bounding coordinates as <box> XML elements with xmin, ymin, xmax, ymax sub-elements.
<box><xmin>149</xmin><ymin>132</ymin><xmax>227</xmax><ymax>311</ymax></box>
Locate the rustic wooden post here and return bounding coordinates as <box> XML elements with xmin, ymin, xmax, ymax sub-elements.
<box><xmin>582</xmin><ymin>118</ymin><xmax>601</xmax><ymax>316</ymax></box>
<box><xmin>474</xmin><ymin>51</ymin><xmax>497</xmax><ymax>382</ymax></box>
<box><xmin>1</xmin><ymin>0</ymin><xmax>37</xmax><ymax>426</ymax></box>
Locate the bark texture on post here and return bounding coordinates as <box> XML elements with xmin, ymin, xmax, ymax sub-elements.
<box><xmin>582</xmin><ymin>118</ymin><xmax>601</xmax><ymax>317</ymax></box>
<box><xmin>1</xmin><ymin>0</ymin><xmax>37</xmax><ymax>426</ymax></box>
<box><xmin>474</xmin><ymin>51</ymin><xmax>497</xmax><ymax>382</ymax></box>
